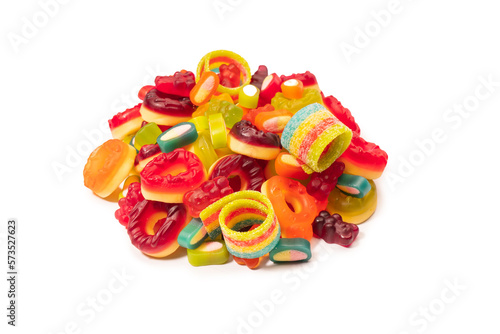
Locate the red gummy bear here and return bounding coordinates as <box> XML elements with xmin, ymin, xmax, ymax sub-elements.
<box><xmin>155</xmin><ymin>70</ymin><xmax>196</xmax><ymax>97</ymax></box>
<box><xmin>115</xmin><ymin>182</ymin><xmax>145</xmax><ymax>228</ymax></box>
<box><xmin>312</xmin><ymin>211</ymin><xmax>359</xmax><ymax>247</ymax></box>
<box><xmin>241</xmin><ymin>104</ymin><xmax>275</xmax><ymax>125</ymax></box>
<box><xmin>219</xmin><ymin>63</ymin><xmax>241</xmax><ymax>88</ymax></box>
<box><xmin>183</xmin><ymin>176</ymin><xmax>234</xmax><ymax>218</ymax></box>
<box><xmin>307</xmin><ymin>161</ymin><xmax>345</xmax><ymax>201</ymax></box>
<box><xmin>323</xmin><ymin>95</ymin><xmax>361</xmax><ymax>135</ymax></box>
<box><xmin>250</xmin><ymin>65</ymin><xmax>268</xmax><ymax>90</ymax></box>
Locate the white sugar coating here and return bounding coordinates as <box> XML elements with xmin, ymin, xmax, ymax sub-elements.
<box><xmin>199</xmin><ymin>241</ymin><xmax>223</xmax><ymax>252</ymax></box>
<box><xmin>261</xmin><ymin>75</ymin><xmax>273</xmax><ymax>89</ymax></box>
<box><xmin>243</xmin><ymin>84</ymin><xmax>258</xmax><ymax>96</ymax></box>
<box><xmin>160</xmin><ymin>124</ymin><xmax>191</xmax><ymax>141</ymax></box>
<box><xmin>284</xmin><ymin>79</ymin><xmax>299</xmax><ymax>86</ymax></box>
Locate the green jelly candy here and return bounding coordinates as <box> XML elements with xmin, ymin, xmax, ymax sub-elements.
<box><xmin>178</xmin><ymin>218</ymin><xmax>208</xmax><ymax>250</ymax></box>
<box><xmin>134</xmin><ymin>122</ymin><xmax>162</xmax><ymax>150</ymax></box>
<box><xmin>157</xmin><ymin>122</ymin><xmax>198</xmax><ymax>154</ymax></box>
<box><xmin>336</xmin><ymin>174</ymin><xmax>372</xmax><ymax>198</ymax></box>
<box><xmin>269</xmin><ymin>238</ymin><xmax>311</xmax><ymax>263</ymax></box>
<box><xmin>205</xmin><ymin>99</ymin><xmax>243</xmax><ymax>128</ymax></box>
<box><xmin>191</xmin><ymin>131</ymin><xmax>218</xmax><ymax>171</ymax></box>
<box><xmin>187</xmin><ymin>240</ymin><xmax>229</xmax><ymax>267</ymax></box>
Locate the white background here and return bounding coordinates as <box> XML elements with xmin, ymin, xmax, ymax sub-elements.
<box><xmin>1</xmin><ymin>0</ymin><xmax>499</xmax><ymax>333</ymax></box>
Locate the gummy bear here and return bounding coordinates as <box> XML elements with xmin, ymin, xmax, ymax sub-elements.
<box><xmin>219</xmin><ymin>63</ymin><xmax>241</xmax><ymax>88</ymax></box>
<box><xmin>280</xmin><ymin>71</ymin><xmax>321</xmax><ymax>93</ymax></box>
<box><xmin>271</xmin><ymin>88</ymin><xmax>323</xmax><ymax>114</ymax></box>
<box><xmin>155</xmin><ymin>70</ymin><xmax>196</xmax><ymax>97</ymax></box>
<box><xmin>249</xmin><ymin>65</ymin><xmax>268</xmax><ymax>90</ymax></box>
<box><xmin>312</xmin><ymin>211</ymin><xmax>359</xmax><ymax>247</ymax></box>
<box><xmin>205</xmin><ymin>99</ymin><xmax>243</xmax><ymax>128</ymax></box>
<box><xmin>241</xmin><ymin>104</ymin><xmax>274</xmax><ymax>125</ymax></box>
<box><xmin>183</xmin><ymin>176</ymin><xmax>234</xmax><ymax>218</ymax></box>
<box><xmin>115</xmin><ymin>182</ymin><xmax>144</xmax><ymax>227</ymax></box>
<box><xmin>307</xmin><ymin>161</ymin><xmax>345</xmax><ymax>201</ymax></box>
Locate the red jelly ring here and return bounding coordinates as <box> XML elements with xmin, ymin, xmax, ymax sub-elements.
<box><xmin>140</xmin><ymin>148</ymin><xmax>207</xmax><ymax>203</ymax></box>
<box><xmin>208</xmin><ymin>154</ymin><xmax>266</xmax><ymax>192</ymax></box>
<box><xmin>127</xmin><ymin>200</ymin><xmax>190</xmax><ymax>258</ymax></box>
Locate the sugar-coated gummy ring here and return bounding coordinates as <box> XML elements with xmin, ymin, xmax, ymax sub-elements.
<box><xmin>261</xmin><ymin>176</ymin><xmax>317</xmax><ymax>240</ymax></box>
<box><xmin>282</xmin><ymin>103</ymin><xmax>353</xmax><ymax>173</ymax></box>
<box><xmin>127</xmin><ymin>200</ymin><xmax>190</xmax><ymax>258</ymax></box>
<box><xmin>140</xmin><ymin>148</ymin><xmax>207</xmax><ymax>203</ymax></box>
<box><xmin>83</xmin><ymin>139</ymin><xmax>137</xmax><ymax>198</ymax></box>
<box><xmin>196</xmin><ymin>50</ymin><xmax>251</xmax><ymax>96</ymax></box>
<box><xmin>199</xmin><ymin>190</ymin><xmax>280</xmax><ymax>259</ymax></box>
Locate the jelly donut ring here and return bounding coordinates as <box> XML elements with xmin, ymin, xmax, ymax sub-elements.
<box><xmin>200</xmin><ymin>191</ymin><xmax>280</xmax><ymax>259</ymax></box>
<box><xmin>127</xmin><ymin>200</ymin><xmax>190</xmax><ymax>258</ymax></box>
<box><xmin>108</xmin><ymin>103</ymin><xmax>144</xmax><ymax>140</ymax></box>
<box><xmin>327</xmin><ymin>179</ymin><xmax>377</xmax><ymax>225</ymax></box>
<box><xmin>261</xmin><ymin>176</ymin><xmax>317</xmax><ymax>241</ymax></box>
<box><xmin>140</xmin><ymin>88</ymin><xmax>195</xmax><ymax>126</ymax></box>
<box><xmin>208</xmin><ymin>154</ymin><xmax>266</xmax><ymax>192</ymax></box>
<box><xmin>140</xmin><ymin>148</ymin><xmax>207</xmax><ymax>203</ymax></box>
<box><xmin>282</xmin><ymin>103</ymin><xmax>353</xmax><ymax>173</ymax></box>
<box><xmin>228</xmin><ymin>120</ymin><xmax>281</xmax><ymax>160</ymax></box>
<box><xmin>196</xmin><ymin>50</ymin><xmax>251</xmax><ymax>97</ymax></box>
<box><xmin>83</xmin><ymin>139</ymin><xmax>136</xmax><ymax>198</ymax></box>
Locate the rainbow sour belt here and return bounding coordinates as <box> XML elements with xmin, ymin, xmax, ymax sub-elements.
<box><xmin>199</xmin><ymin>191</ymin><xmax>281</xmax><ymax>259</ymax></box>
<box><xmin>281</xmin><ymin>103</ymin><xmax>353</xmax><ymax>173</ymax></box>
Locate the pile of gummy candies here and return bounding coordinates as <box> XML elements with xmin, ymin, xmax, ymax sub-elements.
<box><xmin>83</xmin><ymin>50</ymin><xmax>388</xmax><ymax>269</ymax></box>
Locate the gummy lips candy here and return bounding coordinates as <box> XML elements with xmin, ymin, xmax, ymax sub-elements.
<box><xmin>84</xmin><ymin>49</ymin><xmax>388</xmax><ymax>267</ymax></box>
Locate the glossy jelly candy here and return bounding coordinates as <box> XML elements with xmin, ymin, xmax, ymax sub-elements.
<box><xmin>242</xmin><ymin>104</ymin><xmax>274</xmax><ymax>124</ymax></box>
<box><xmin>323</xmin><ymin>95</ymin><xmax>361</xmax><ymax>135</ymax></box>
<box><xmin>255</xmin><ymin>109</ymin><xmax>293</xmax><ymax>134</ymax></box>
<box><xmin>327</xmin><ymin>180</ymin><xmax>377</xmax><ymax>224</ymax></box>
<box><xmin>188</xmin><ymin>116</ymin><xmax>209</xmax><ymax>132</ymax></box>
<box><xmin>155</xmin><ymin>70</ymin><xmax>196</xmax><ymax>97</ymax></box>
<box><xmin>205</xmin><ymin>99</ymin><xmax>243</xmax><ymax>128</ymax></box>
<box><xmin>233</xmin><ymin>256</ymin><xmax>262</xmax><ymax>269</ymax></box>
<box><xmin>133</xmin><ymin>122</ymin><xmax>162</xmax><ymax>151</ymax></box>
<box><xmin>271</xmin><ymin>88</ymin><xmax>323</xmax><ymax>114</ymax></box>
<box><xmin>183</xmin><ymin>176</ymin><xmax>234</xmax><ymax>218</ymax></box>
<box><xmin>208</xmin><ymin>113</ymin><xmax>227</xmax><ymax>149</ymax></box>
<box><xmin>190</xmin><ymin>71</ymin><xmax>220</xmax><ymax>106</ymax></box>
<box><xmin>218</xmin><ymin>63</ymin><xmax>240</xmax><ymax>88</ymax></box>
<box><xmin>138</xmin><ymin>85</ymin><xmax>154</xmax><ymax>100</ymax></box>
<box><xmin>157</xmin><ymin>122</ymin><xmax>198</xmax><ymax>153</ymax></box>
<box><xmin>228</xmin><ymin>120</ymin><xmax>281</xmax><ymax>160</ymax></box>
<box><xmin>281</xmin><ymin>79</ymin><xmax>304</xmax><ymax>100</ymax></box>
<box><xmin>208</xmin><ymin>154</ymin><xmax>266</xmax><ymax>192</ymax></box>
<box><xmin>108</xmin><ymin>104</ymin><xmax>144</xmax><ymax>140</ymax></box>
<box><xmin>187</xmin><ymin>240</ymin><xmax>230</xmax><ymax>266</ymax></box>
<box><xmin>127</xmin><ymin>200</ymin><xmax>190</xmax><ymax>257</ymax></box>
<box><xmin>118</xmin><ymin>175</ymin><xmax>141</xmax><ymax>199</ymax></box>
<box><xmin>261</xmin><ymin>176</ymin><xmax>317</xmax><ymax>241</ymax></box>
<box><xmin>312</xmin><ymin>211</ymin><xmax>359</xmax><ymax>247</ymax></box>
<box><xmin>196</xmin><ymin>50</ymin><xmax>252</xmax><ymax>97</ymax></box>
<box><xmin>200</xmin><ymin>191</ymin><xmax>280</xmax><ymax>258</ymax></box>
<box><xmin>307</xmin><ymin>161</ymin><xmax>345</xmax><ymax>201</ymax></box>
<box><xmin>140</xmin><ymin>149</ymin><xmax>207</xmax><ymax>203</ymax></box>
<box><xmin>336</xmin><ymin>173</ymin><xmax>371</xmax><ymax>198</ymax></box>
<box><xmin>280</xmin><ymin>71</ymin><xmax>321</xmax><ymax>93</ymax></box>
<box><xmin>249</xmin><ymin>65</ymin><xmax>268</xmax><ymax>90</ymax></box>
<box><xmin>238</xmin><ymin>84</ymin><xmax>260</xmax><ymax>109</ymax></box>
<box><xmin>269</xmin><ymin>238</ymin><xmax>312</xmax><ymax>263</ymax></box>
<box><xmin>140</xmin><ymin>88</ymin><xmax>195</xmax><ymax>126</ymax></box>
<box><xmin>177</xmin><ymin>218</ymin><xmax>209</xmax><ymax>249</ymax></box>
<box><xmin>83</xmin><ymin>139</ymin><xmax>137</xmax><ymax>198</ymax></box>
<box><xmin>134</xmin><ymin>144</ymin><xmax>162</xmax><ymax>173</ymax></box>
<box><xmin>186</xmin><ymin>130</ymin><xmax>218</xmax><ymax>172</ymax></box>
<box><xmin>337</xmin><ymin>132</ymin><xmax>388</xmax><ymax>180</ymax></box>
<box><xmin>259</xmin><ymin>73</ymin><xmax>282</xmax><ymax>106</ymax></box>
<box><xmin>274</xmin><ymin>152</ymin><xmax>309</xmax><ymax>180</ymax></box>
<box><xmin>281</xmin><ymin>103</ymin><xmax>353</xmax><ymax>173</ymax></box>
<box><xmin>115</xmin><ymin>182</ymin><xmax>144</xmax><ymax>227</ymax></box>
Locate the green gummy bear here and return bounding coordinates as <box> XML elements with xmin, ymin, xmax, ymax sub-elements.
<box><xmin>205</xmin><ymin>99</ymin><xmax>243</xmax><ymax>128</ymax></box>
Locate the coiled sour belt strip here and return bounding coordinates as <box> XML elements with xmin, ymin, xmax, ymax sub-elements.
<box><xmin>199</xmin><ymin>191</ymin><xmax>281</xmax><ymax>259</ymax></box>
<box><xmin>281</xmin><ymin>103</ymin><xmax>353</xmax><ymax>173</ymax></box>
